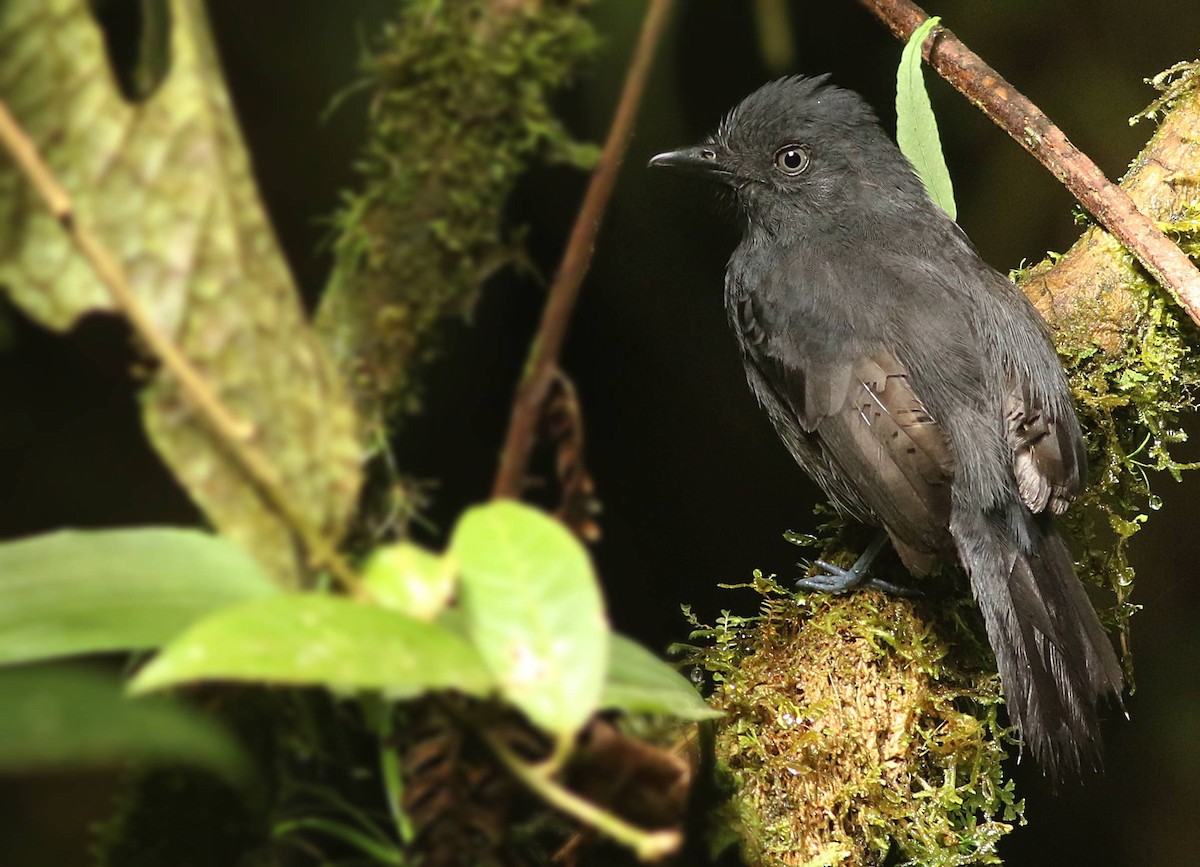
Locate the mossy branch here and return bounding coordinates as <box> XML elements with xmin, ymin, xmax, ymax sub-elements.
<box><xmin>857</xmin><ymin>0</ymin><xmax>1200</xmax><ymax>328</ymax></box>
<box><xmin>316</xmin><ymin>0</ymin><xmax>599</xmax><ymax>446</ymax></box>
<box><xmin>1018</xmin><ymin>63</ymin><xmax>1200</xmax><ymax>657</ymax></box>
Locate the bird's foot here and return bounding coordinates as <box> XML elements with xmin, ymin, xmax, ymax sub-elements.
<box><xmin>795</xmin><ymin>533</ymin><xmax>919</xmax><ymax>597</ymax></box>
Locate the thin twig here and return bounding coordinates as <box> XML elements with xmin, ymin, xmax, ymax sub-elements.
<box><xmin>857</xmin><ymin>0</ymin><xmax>1200</xmax><ymax>327</ymax></box>
<box><xmin>482</xmin><ymin>729</ymin><xmax>682</xmax><ymax>862</ymax></box>
<box><xmin>492</xmin><ymin>0</ymin><xmax>676</xmax><ymax>499</ymax></box>
<box><xmin>0</xmin><ymin>99</ymin><xmax>363</xmax><ymax>597</ymax></box>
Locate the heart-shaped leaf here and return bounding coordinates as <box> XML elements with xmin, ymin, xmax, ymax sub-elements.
<box><xmin>451</xmin><ymin>502</ymin><xmax>609</xmax><ymax>736</ymax></box>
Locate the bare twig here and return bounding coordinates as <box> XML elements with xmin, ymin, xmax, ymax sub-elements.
<box><xmin>0</xmin><ymin>99</ymin><xmax>363</xmax><ymax>597</ymax></box>
<box><xmin>492</xmin><ymin>0</ymin><xmax>676</xmax><ymax>499</ymax></box>
<box><xmin>857</xmin><ymin>0</ymin><xmax>1200</xmax><ymax>327</ymax></box>
<box><xmin>543</xmin><ymin>372</ymin><xmax>601</xmax><ymax>542</ymax></box>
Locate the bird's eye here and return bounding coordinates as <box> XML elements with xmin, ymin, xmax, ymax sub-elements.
<box><xmin>773</xmin><ymin>144</ymin><xmax>810</xmax><ymax>176</ymax></box>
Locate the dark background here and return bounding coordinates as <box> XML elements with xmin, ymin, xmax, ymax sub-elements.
<box><xmin>3</xmin><ymin>1</ymin><xmax>1200</xmax><ymax>864</ymax></box>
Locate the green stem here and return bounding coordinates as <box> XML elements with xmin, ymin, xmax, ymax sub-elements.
<box><xmin>483</xmin><ymin>730</ymin><xmax>681</xmax><ymax>861</ymax></box>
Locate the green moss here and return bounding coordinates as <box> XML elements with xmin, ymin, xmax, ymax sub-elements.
<box><xmin>1130</xmin><ymin>61</ymin><xmax>1200</xmax><ymax>125</ymax></box>
<box><xmin>683</xmin><ymin>571</ymin><xmax>1022</xmax><ymax>866</ymax></box>
<box><xmin>316</xmin><ymin>0</ymin><xmax>598</xmax><ymax>436</ymax></box>
<box><xmin>1014</xmin><ymin>239</ymin><xmax>1200</xmax><ymax>672</ymax></box>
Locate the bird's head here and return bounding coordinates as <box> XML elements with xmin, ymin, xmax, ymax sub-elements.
<box><xmin>651</xmin><ymin>75</ymin><xmax>911</xmax><ymax>230</ymax></box>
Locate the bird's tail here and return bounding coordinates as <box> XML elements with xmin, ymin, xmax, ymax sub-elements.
<box><xmin>953</xmin><ymin>506</ymin><xmax>1124</xmax><ymax>780</ymax></box>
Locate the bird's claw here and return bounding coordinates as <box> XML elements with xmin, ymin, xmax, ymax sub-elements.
<box><xmin>795</xmin><ymin>558</ymin><xmax>870</xmax><ymax>593</ymax></box>
<box><xmin>796</xmin><ymin>561</ymin><xmax>918</xmax><ymax>596</ymax></box>
<box><xmin>794</xmin><ymin>534</ymin><xmax>920</xmax><ymax>597</ymax></box>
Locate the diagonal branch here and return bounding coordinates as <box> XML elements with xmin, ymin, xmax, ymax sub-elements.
<box><xmin>0</xmin><ymin>99</ymin><xmax>363</xmax><ymax>597</ymax></box>
<box><xmin>491</xmin><ymin>0</ymin><xmax>676</xmax><ymax>500</ymax></box>
<box><xmin>857</xmin><ymin>0</ymin><xmax>1200</xmax><ymax>327</ymax></box>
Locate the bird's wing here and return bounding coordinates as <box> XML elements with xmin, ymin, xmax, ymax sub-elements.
<box><xmin>809</xmin><ymin>353</ymin><xmax>955</xmax><ymax>552</ymax></box>
<box><xmin>969</xmin><ymin>264</ymin><xmax>1086</xmax><ymax>515</ymax></box>
<box><xmin>1003</xmin><ymin>370</ymin><xmax>1084</xmax><ymax>515</ymax></box>
<box><xmin>744</xmin><ymin>323</ymin><xmax>955</xmax><ymax>553</ymax></box>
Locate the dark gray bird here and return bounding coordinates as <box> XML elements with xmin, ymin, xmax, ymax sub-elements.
<box><xmin>650</xmin><ymin>75</ymin><xmax>1123</xmax><ymax>779</ymax></box>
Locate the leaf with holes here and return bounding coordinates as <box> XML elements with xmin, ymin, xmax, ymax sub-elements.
<box><xmin>0</xmin><ymin>0</ymin><xmax>361</xmax><ymax>585</ymax></box>
<box><xmin>451</xmin><ymin>502</ymin><xmax>609</xmax><ymax>736</ymax></box>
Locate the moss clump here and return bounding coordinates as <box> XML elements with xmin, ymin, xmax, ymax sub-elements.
<box><xmin>685</xmin><ymin>573</ymin><xmax>1022</xmax><ymax>867</ymax></box>
<box><xmin>316</xmin><ymin>0</ymin><xmax>599</xmax><ymax>436</ymax></box>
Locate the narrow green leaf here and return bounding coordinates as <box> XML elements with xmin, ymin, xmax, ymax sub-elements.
<box><xmin>896</xmin><ymin>16</ymin><xmax>957</xmax><ymax>219</ymax></box>
<box><xmin>451</xmin><ymin>502</ymin><xmax>609</xmax><ymax>736</ymax></box>
<box><xmin>361</xmin><ymin>542</ymin><xmax>455</xmax><ymax>621</ymax></box>
<box><xmin>0</xmin><ymin>528</ymin><xmax>279</xmax><ymax>666</ymax></box>
<box><xmin>129</xmin><ymin>595</ymin><xmax>494</xmax><ymax>698</ymax></box>
<box><xmin>601</xmin><ymin>635</ymin><xmax>722</xmax><ymax>721</ymax></box>
<box><xmin>0</xmin><ymin>665</ymin><xmax>246</xmax><ymax>782</ymax></box>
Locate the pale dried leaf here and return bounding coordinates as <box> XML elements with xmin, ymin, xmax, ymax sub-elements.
<box><xmin>0</xmin><ymin>0</ymin><xmax>362</xmax><ymax>584</ymax></box>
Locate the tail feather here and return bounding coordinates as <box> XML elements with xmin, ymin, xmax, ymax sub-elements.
<box><xmin>952</xmin><ymin>506</ymin><xmax>1124</xmax><ymax>780</ymax></box>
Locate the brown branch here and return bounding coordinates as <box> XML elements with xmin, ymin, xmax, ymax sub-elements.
<box><xmin>491</xmin><ymin>0</ymin><xmax>676</xmax><ymax>500</ymax></box>
<box><xmin>857</xmin><ymin>0</ymin><xmax>1200</xmax><ymax>328</ymax></box>
<box><xmin>0</xmin><ymin>99</ymin><xmax>364</xmax><ymax>598</ymax></box>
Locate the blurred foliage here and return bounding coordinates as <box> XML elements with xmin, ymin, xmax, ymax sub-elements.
<box><xmin>316</xmin><ymin>0</ymin><xmax>599</xmax><ymax>443</ymax></box>
<box><xmin>0</xmin><ymin>527</ymin><xmax>277</xmax><ymax>665</ymax></box>
<box><xmin>0</xmin><ymin>0</ymin><xmax>362</xmax><ymax>586</ymax></box>
<box><xmin>93</xmin><ymin>691</ymin><xmax>373</xmax><ymax>867</ymax></box>
<box><xmin>3</xmin><ymin>502</ymin><xmax>709</xmax><ymax>863</ymax></box>
<box><xmin>0</xmin><ymin>665</ymin><xmax>247</xmax><ymax>782</ymax></box>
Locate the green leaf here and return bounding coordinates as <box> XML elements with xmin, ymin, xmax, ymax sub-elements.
<box><xmin>129</xmin><ymin>595</ymin><xmax>494</xmax><ymax>699</ymax></box>
<box><xmin>601</xmin><ymin>635</ymin><xmax>722</xmax><ymax>721</ymax></box>
<box><xmin>0</xmin><ymin>0</ymin><xmax>362</xmax><ymax>585</ymax></box>
<box><xmin>0</xmin><ymin>665</ymin><xmax>246</xmax><ymax>782</ymax></box>
<box><xmin>361</xmin><ymin>542</ymin><xmax>455</xmax><ymax>621</ymax></box>
<box><xmin>896</xmin><ymin>16</ymin><xmax>957</xmax><ymax>220</ymax></box>
<box><xmin>451</xmin><ymin>502</ymin><xmax>609</xmax><ymax>736</ymax></box>
<box><xmin>0</xmin><ymin>528</ymin><xmax>279</xmax><ymax>667</ymax></box>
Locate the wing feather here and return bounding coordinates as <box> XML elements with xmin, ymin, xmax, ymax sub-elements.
<box><xmin>756</xmin><ymin>346</ymin><xmax>956</xmax><ymax>558</ymax></box>
<box><xmin>1004</xmin><ymin>374</ymin><xmax>1082</xmax><ymax>515</ymax></box>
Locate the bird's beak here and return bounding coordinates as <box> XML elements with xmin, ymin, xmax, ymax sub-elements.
<box><xmin>648</xmin><ymin>144</ymin><xmax>731</xmax><ymax>178</ymax></box>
